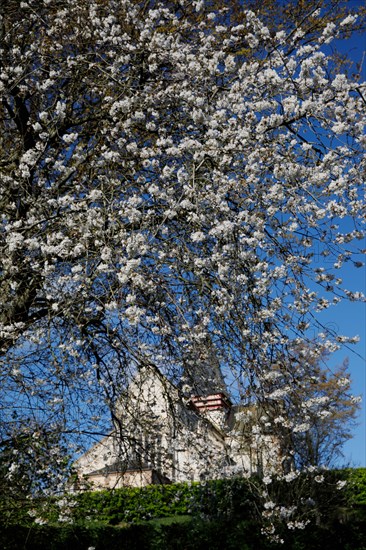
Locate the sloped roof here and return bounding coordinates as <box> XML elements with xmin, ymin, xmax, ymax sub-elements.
<box><xmin>179</xmin><ymin>342</ymin><xmax>228</xmax><ymax>397</ymax></box>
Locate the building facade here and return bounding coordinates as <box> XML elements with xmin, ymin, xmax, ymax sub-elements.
<box><xmin>75</xmin><ymin>365</ymin><xmax>280</xmax><ymax>489</ymax></box>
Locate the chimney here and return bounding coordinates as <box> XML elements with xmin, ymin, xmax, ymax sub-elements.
<box><xmin>190</xmin><ymin>393</ymin><xmax>232</xmax><ymax>430</ymax></box>
<box><xmin>190</xmin><ymin>393</ymin><xmax>232</xmax><ymax>413</ymax></box>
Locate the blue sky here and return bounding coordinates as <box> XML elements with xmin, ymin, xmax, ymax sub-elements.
<box><xmin>318</xmin><ymin>261</ymin><xmax>366</xmax><ymax>467</ymax></box>
<box><xmin>325</xmin><ymin>6</ymin><xmax>366</xmax><ymax>467</ymax></box>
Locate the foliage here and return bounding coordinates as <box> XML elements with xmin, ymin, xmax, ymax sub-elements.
<box><xmin>69</xmin><ymin>482</ymin><xmax>196</xmax><ymax>524</ymax></box>
<box><xmin>346</xmin><ymin>468</ymin><xmax>366</xmax><ymax>509</ymax></box>
<box><xmin>27</xmin><ymin>479</ymin><xmax>260</xmax><ymax>526</ymax></box>
<box><xmin>9</xmin><ymin>470</ymin><xmax>361</xmax><ymax>527</ymax></box>
<box><xmin>0</xmin><ymin>0</ymin><xmax>365</xmax><ymax>528</ymax></box>
<box><xmin>1</xmin><ymin>471</ymin><xmax>366</xmax><ymax>549</ymax></box>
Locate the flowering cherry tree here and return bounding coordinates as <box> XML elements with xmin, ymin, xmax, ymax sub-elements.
<box><xmin>0</xmin><ymin>0</ymin><xmax>365</xmax><ymax>521</ymax></box>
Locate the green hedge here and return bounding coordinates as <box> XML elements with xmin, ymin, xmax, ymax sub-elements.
<box><xmin>70</xmin><ymin>481</ymin><xmax>196</xmax><ymax>524</ymax></box>
<box><xmin>53</xmin><ymin>469</ymin><xmax>360</xmax><ymax>527</ymax></box>
<box><xmin>65</xmin><ymin>476</ymin><xmax>260</xmax><ymax>525</ymax></box>
<box><xmin>1</xmin><ymin>469</ymin><xmax>366</xmax><ymax>549</ymax></box>
<box><xmin>347</xmin><ymin>468</ymin><xmax>366</xmax><ymax>507</ymax></box>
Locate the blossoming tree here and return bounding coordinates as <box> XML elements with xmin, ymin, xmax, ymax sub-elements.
<box><xmin>0</xmin><ymin>0</ymin><xmax>365</xmax><ymax>524</ymax></box>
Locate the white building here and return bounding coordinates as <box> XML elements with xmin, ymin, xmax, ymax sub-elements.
<box><xmin>75</xmin><ymin>364</ymin><xmax>280</xmax><ymax>489</ymax></box>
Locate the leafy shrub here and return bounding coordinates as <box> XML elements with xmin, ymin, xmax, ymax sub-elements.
<box><xmin>2</xmin><ymin>469</ymin><xmax>366</xmax><ymax>548</ymax></box>
<box><xmin>69</xmin><ymin>482</ymin><xmax>194</xmax><ymax>524</ymax></box>
<box><xmin>347</xmin><ymin>468</ymin><xmax>366</xmax><ymax>507</ymax></box>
